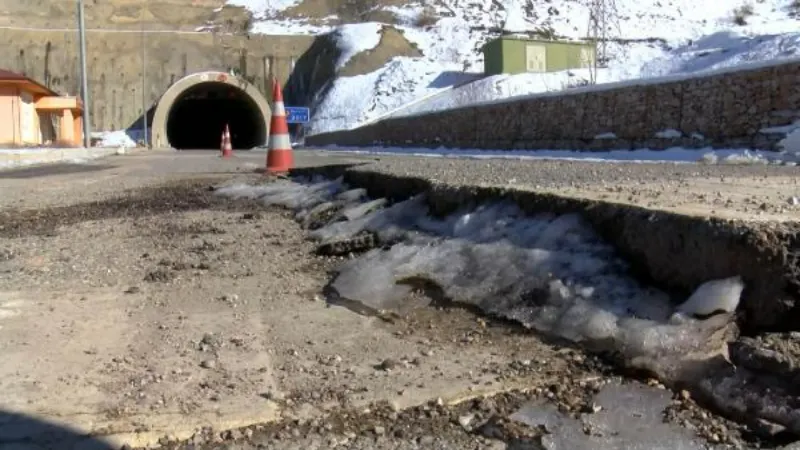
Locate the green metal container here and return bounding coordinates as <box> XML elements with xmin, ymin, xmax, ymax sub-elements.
<box><xmin>482</xmin><ymin>35</ymin><xmax>597</xmax><ymax>75</ymax></box>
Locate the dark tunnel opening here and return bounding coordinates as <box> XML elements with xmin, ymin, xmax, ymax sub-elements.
<box><xmin>166</xmin><ymin>82</ymin><xmax>266</xmax><ymax>150</ymax></box>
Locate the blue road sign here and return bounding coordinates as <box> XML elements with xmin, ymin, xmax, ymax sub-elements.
<box><xmin>285</xmin><ymin>106</ymin><xmax>310</xmax><ymax>124</ymax></box>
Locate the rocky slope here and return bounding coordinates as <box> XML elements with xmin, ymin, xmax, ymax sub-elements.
<box><xmin>226</xmin><ymin>0</ymin><xmax>800</xmax><ymax>134</ymax></box>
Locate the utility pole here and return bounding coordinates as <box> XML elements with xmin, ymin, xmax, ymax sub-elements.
<box><xmin>586</xmin><ymin>0</ymin><xmax>619</xmax><ymax>84</ymax></box>
<box><xmin>78</xmin><ymin>0</ymin><xmax>91</xmax><ymax>147</ymax></box>
<box><xmin>141</xmin><ymin>18</ymin><xmax>149</xmax><ymax>148</ymax></box>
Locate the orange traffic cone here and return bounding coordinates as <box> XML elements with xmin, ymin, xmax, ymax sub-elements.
<box><xmin>220</xmin><ymin>124</ymin><xmax>233</xmax><ymax>158</ymax></box>
<box><xmin>266</xmin><ymin>79</ymin><xmax>293</xmax><ymax>174</ymax></box>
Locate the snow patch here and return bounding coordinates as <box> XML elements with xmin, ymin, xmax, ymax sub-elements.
<box><xmin>502</xmin><ymin>0</ymin><xmax>534</xmax><ymax>33</ymax></box>
<box><xmin>388</xmin><ymin>70</ymin><xmax>609</xmax><ymax>120</ymax></box>
<box><xmin>93</xmin><ymin>130</ymin><xmax>137</xmax><ymax>148</ymax></box>
<box><xmin>238</xmin><ymin>0</ymin><xmax>800</xmax><ymax>134</ymax></box>
<box><xmin>675</xmin><ymin>276</ymin><xmax>745</xmax><ymax>317</ymax></box>
<box><xmin>318</xmin><ymin>145</ymin><xmax>791</xmax><ymax>165</ymax></box>
<box><xmin>778</xmin><ymin>122</ymin><xmax>800</xmax><ymax>152</ymax></box>
<box><xmin>310</xmin><ymin>71</ymin><xmax>384</xmax><ymax>134</ymax></box>
<box><xmin>333</xmin><ymin>23</ymin><xmax>384</xmax><ymax>70</ymax></box>
<box><xmin>655</xmin><ymin>128</ymin><xmax>683</xmax><ymax>139</ymax></box>
<box><xmin>226</xmin><ymin>0</ymin><xmax>303</xmax><ymax>17</ymax></box>
<box><xmin>595</xmin><ymin>132</ymin><xmax>618</xmax><ymax>140</ymax></box>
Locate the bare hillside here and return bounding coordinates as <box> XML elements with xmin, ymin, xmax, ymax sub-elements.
<box><xmin>0</xmin><ymin>0</ymin><xmax>251</xmax><ymax>31</ymax></box>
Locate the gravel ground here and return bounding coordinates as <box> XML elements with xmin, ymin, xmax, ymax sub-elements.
<box><xmin>0</xmin><ymin>170</ymin><xmax>622</xmax><ymax>449</ymax></box>
<box><xmin>2</xmin><ymin>151</ymin><xmax>800</xmax><ymax>450</ymax></box>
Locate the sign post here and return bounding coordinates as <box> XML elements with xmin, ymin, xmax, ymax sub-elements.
<box><xmin>284</xmin><ymin>106</ymin><xmax>310</xmax><ymax>145</ymax></box>
<box><xmin>285</xmin><ymin>107</ymin><xmax>310</xmax><ymax>124</ymax></box>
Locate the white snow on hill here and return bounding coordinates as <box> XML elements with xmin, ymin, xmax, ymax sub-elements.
<box><xmin>232</xmin><ymin>0</ymin><xmax>800</xmax><ymax>135</ymax></box>
<box><xmin>332</xmin><ymin>22</ymin><xmax>385</xmax><ymax>70</ymax></box>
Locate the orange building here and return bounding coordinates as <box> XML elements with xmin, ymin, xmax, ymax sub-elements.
<box><xmin>0</xmin><ymin>69</ymin><xmax>84</xmax><ymax>147</ymax></box>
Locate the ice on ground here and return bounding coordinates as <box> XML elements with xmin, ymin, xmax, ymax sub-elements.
<box><xmin>675</xmin><ymin>277</ymin><xmax>745</xmax><ymax>318</ymax></box>
<box><xmin>215</xmin><ymin>178</ymin><xmax>743</xmax><ymax>383</ymax></box>
<box><xmin>218</xmin><ymin>177</ymin><xmax>800</xmax><ymax>434</ymax></box>
<box><xmin>511</xmin><ymin>383</ymin><xmax>712</xmax><ymax>449</ymax></box>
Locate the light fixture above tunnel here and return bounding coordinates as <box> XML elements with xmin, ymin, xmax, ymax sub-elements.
<box><xmin>150</xmin><ymin>72</ymin><xmax>272</xmax><ymax>150</ymax></box>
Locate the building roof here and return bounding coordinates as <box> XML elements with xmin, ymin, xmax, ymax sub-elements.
<box><xmin>483</xmin><ymin>34</ymin><xmax>594</xmax><ymax>47</ymax></box>
<box><xmin>0</xmin><ymin>69</ymin><xmax>58</xmax><ymax>96</ymax></box>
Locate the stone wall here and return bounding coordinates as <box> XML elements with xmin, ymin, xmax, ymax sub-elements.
<box><xmin>307</xmin><ymin>60</ymin><xmax>800</xmax><ymax>151</ymax></box>
<box><xmin>0</xmin><ymin>29</ymin><xmax>315</xmax><ymax>132</ymax></box>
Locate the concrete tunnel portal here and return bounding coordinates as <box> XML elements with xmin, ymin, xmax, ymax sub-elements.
<box><xmin>151</xmin><ymin>71</ymin><xmax>271</xmax><ymax>150</ymax></box>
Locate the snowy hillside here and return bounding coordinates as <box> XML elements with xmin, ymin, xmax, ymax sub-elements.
<box><xmin>236</xmin><ymin>0</ymin><xmax>800</xmax><ymax>134</ymax></box>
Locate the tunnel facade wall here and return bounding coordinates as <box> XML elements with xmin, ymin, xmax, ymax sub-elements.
<box><xmin>151</xmin><ymin>72</ymin><xmax>272</xmax><ymax>148</ymax></box>
<box><xmin>0</xmin><ymin>29</ymin><xmax>315</xmax><ymax>135</ymax></box>
<box><xmin>306</xmin><ymin>59</ymin><xmax>800</xmax><ymax>151</ymax></box>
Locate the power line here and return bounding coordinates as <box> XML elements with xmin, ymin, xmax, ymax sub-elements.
<box><xmin>586</xmin><ymin>0</ymin><xmax>619</xmax><ymax>84</ymax></box>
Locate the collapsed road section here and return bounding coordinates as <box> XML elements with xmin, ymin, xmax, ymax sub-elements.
<box><xmin>214</xmin><ymin>165</ymin><xmax>800</xmax><ymax>444</ymax></box>
<box><xmin>4</xmin><ymin>152</ymin><xmax>800</xmax><ymax>449</ymax></box>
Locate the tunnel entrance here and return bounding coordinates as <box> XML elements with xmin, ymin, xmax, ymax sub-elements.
<box><xmin>151</xmin><ymin>72</ymin><xmax>272</xmax><ymax>150</ymax></box>
<box><xmin>166</xmin><ymin>82</ymin><xmax>266</xmax><ymax>150</ymax></box>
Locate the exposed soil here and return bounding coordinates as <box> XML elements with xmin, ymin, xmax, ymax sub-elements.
<box><xmin>0</xmin><ymin>174</ymin><xmax>630</xmax><ymax>448</ymax></box>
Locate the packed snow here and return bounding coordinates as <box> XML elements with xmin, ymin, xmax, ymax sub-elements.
<box><xmin>223</xmin><ymin>0</ymin><xmax>800</xmax><ymax>135</ymax></box>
